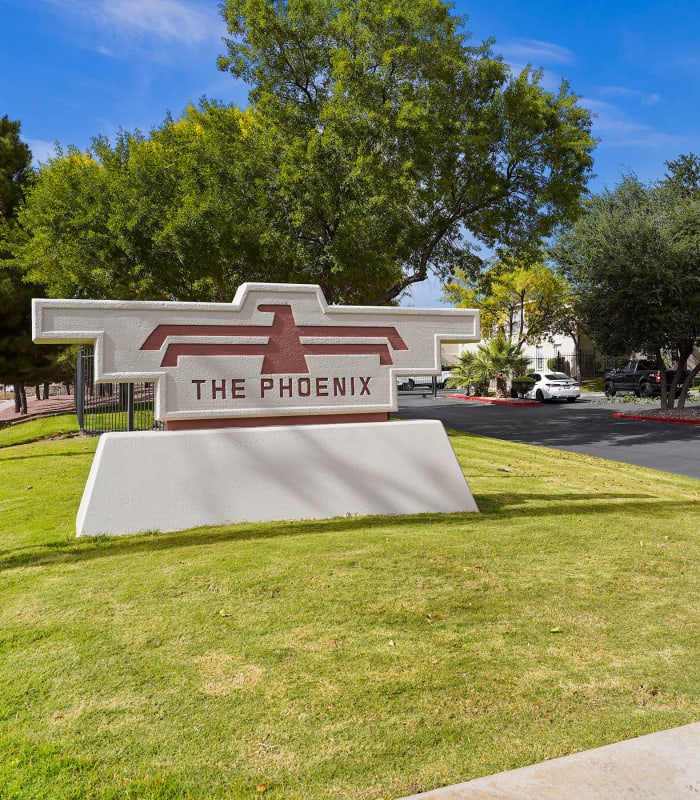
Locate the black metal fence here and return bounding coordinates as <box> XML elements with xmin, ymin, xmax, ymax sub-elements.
<box><xmin>522</xmin><ymin>351</ymin><xmax>616</xmax><ymax>379</ymax></box>
<box><xmin>75</xmin><ymin>346</ymin><xmax>162</xmax><ymax>435</ymax></box>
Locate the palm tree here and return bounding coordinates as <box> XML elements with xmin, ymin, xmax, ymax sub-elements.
<box><xmin>445</xmin><ymin>350</ymin><xmax>490</xmax><ymax>396</ymax></box>
<box><xmin>448</xmin><ymin>337</ymin><xmax>530</xmax><ymax>397</ymax></box>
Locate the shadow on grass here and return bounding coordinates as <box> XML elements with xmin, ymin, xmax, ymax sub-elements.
<box><xmin>475</xmin><ymin>490</ymin><xmax>662</xmax><ymax>516</ymax></box>
<box><xmin>2</xmin><ymin>488</ymin><xmax>695</xmax><ymax>572</ymax></box>
<box><xmin>1</xmin><ymin>449</ymin><xmax>92</xmax><ymax>463</ymax></box>
<box><xmin>0</xmin><ymin>514</ymin><xmax>413</xmax><ymax>572</ymax></box>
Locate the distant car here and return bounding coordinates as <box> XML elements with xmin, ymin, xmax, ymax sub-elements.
<box><xmin>604</xmin><ymin>359</ymin><xmax>688</xmax><ymax>398</ymax></box>
<box><xmin>397</xmin><ymin>368</ymin><xmax>453</xmax><ymax>391</ymax></box>
<box><xmin>524</xmin><ymin>371</ymin><xmax>580</xmax><ymax>403</ymax></box>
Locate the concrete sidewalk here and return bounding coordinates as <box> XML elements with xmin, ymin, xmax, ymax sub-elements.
<box><xmin>399</xmin><ymin>722</ymin><xmax>700</xmax><ymax>799</ymax></box>
<box><xmin>0</xmin><ymin>393</ymin><xmax>75</xmax><ymax>425</ymax></box>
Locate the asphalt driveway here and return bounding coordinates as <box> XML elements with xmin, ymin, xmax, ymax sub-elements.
<box><xmin>396</xmin><ymin>393</ymin><xmax>700</xmax><ymax>480</ymax></box>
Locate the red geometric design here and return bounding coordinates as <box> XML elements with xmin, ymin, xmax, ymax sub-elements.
<box><xmin>141</xmin><ymin>303</ymin><xmax>409</xmax><ymax>374</ymax></box>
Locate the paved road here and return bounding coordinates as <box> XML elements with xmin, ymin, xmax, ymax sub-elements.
<box><xmin>396</xmin><ymin>393</ymin><xmax>700</xmax><ymax>480</ymax></box>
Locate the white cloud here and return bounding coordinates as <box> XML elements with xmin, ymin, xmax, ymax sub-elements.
<box><xmin>502</xmin><ymin>61</ymin><xmax>563</xmax><ymax>91</ymax></box>
<box><xmin>102</xmin><ymin>0</ymin><xmax>221</xmax><ymax>45</ymax></box>
<box><xmin>498</xmin><ymin>39</ymin><xmax>574</xmax><ymax>66</ymax></box>
<box><xmin>45</xmin><ymin>0</ymin><xmax>223</xmax><ymax>48</ymax></box>
<box><xmin>599</xmin><ymin>86</ymin><xmax>662</xmax><ymax>106</ymax></box>
<box><xmin>25</xmin><ymin>138</ymin><xmax>58</xmax><ymax>165</ymax></box>
<box><xmin>583</xmin><ymin>98</ymin><xmax>685</xmax><ymax>149</ymax></box>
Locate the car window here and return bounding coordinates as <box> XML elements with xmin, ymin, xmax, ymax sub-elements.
<box><xmin>545</xmin><ymin>373</ymin><xmax>571</xmax><ymax>380</ymax></box>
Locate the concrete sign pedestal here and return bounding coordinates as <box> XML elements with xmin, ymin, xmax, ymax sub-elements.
<box><xmin>34</xmin><ymin>283</ymin><xmax>481</xmax><ymax>537</ymax></box>
<box><xmin>77</xmin><ymin>420</ymin><xmax>477</xmax><ymax>536</ymax></box>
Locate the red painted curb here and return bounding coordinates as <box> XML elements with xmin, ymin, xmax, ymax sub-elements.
<box><xmin>446</xmin><ymin>394</ymin><xmax>539</xmax><ymax>406</ymax></box>
<box><xmin>612</xmin><ymin>412</ymin><xmax>700</xmax><ymax>425</ymax></box>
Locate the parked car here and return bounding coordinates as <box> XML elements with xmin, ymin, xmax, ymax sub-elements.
<box><xmin>397</xmin><ymin>368</ymin><xmax>453</xmax><ymax>391</ymax></box>
<box><xmin>604</xmin><ymin>359</ymin><xmax>689</xmax><ymax>398</ymax></box>
<box><xmin>523</xmin><ymin>371</ymin><xmax>580</xmax><ymax>403</ymax></box>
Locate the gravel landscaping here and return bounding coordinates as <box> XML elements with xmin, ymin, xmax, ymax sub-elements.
<box><xmin>587</xmin><ymin>392</ymin><xmax>700</xmax><ymax>421</ymax></box>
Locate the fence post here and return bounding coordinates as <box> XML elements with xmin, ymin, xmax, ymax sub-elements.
<box><xmin>127</xmin><ymin>383</ymin><xmax>135</xmax><ymax>431</ymax></box>
<box><xmin>75</xmin><ymin>348</ymin><xmax>85</xmax><ymax>430</ymax></box>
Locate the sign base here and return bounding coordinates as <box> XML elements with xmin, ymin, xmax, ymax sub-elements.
<box><xmin>76</xmin><ymin>420</ymin><xmax>478</xmax><ymax>537</ymax></box>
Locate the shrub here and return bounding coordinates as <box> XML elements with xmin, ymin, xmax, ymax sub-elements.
<box><xmin>510</xmin><ymin>376</ymin><xmax>536</xmax><ymax>398</ymax></box>
<box><xmin>547</xmin><ymin>355</ymin><xmax>570</xmax><ymax>373</ymax></box>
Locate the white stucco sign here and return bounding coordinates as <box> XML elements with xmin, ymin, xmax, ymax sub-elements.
<box><xmin>33</xmin><ymin>283</ymin><xmax>478</xmax><ymax>427</ymax></box>
<box><xmin>32</xmin><ymin>284</ymin><xmax>480</xmax><ymax>535</ymax></box>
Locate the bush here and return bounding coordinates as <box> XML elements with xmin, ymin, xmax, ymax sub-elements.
<box><xmin>547</xmin><ymin>355</ymin><xmax>570</xmax><ymax>373</ymax></box>
<box><xmin>510</xmin><ymin>376</ymin><xmax>536</xmax><ymax>398</ymax></box>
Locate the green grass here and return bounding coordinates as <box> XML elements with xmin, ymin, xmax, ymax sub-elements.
<box><xmin>580</xmin><ymin>378</ymin><xmax>604</xmax><ymax>392</ymax></box>
<box><xmin>0</xmin><ymin>414</ymin><xmax>80</xmax><ymax>448</ymax></box>
<box><xmin>1</xmin><ymin>416</ymin><xmax>700</xmax><ymax>799</ymax></box>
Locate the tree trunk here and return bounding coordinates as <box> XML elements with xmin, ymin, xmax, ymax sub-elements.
<box><xmin>495</xmin><ymin>373</ymin><xmax>508</xmax><ymax>398</ymax></box>
<box><xmin>678</xmin><ymin>363</ymin><xmax>700</xmax><ymax>409</ymax></box>
<box><xmin>14</xmin><ymin>381</ymin><xmax>27</xmax><ymax>415</ymax></box>
<box><xmin>654</xmin><ymin>351</ymin><xmax>672</xmax><ymax>410</ymax></box>
<box><xmin>572</xmin><ymin>333</ymin><xmax>582</xmax><ymax>381</ymax></box>
<box><xmin>671</xmin><ymin>339</ymin><xmax>696</xmax><ymax>410</ymax></box>
<box><xmin>43</xmin><ymin>381</ymin><xmax>50</xmax><ymax>400</ymax></box>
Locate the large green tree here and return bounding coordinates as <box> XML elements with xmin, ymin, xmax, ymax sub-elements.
<box><xmin>15</xmin><ymin>0</ymin><xmax>595</xmax><ymax>306</ymax></box>
<box><xmin>16</xmin><ymin>105</ymin><xmax>276</xmax><ymax>302</ymax></box>
<box><xmin>218</xmin><ymin>0</ymin><xmax>596</xmax><ymax>304</ymax></box>
<box><xmin>0</xmin><ymin>115</ymin><xmax>32</xmax><ymax>219</ymax></box>
<box><xmin>0</xmin><ymin>116</ymin><xmax>67</xmax><ymax>414</ymax></box>
<box><xmin>551</xmin><ymin>163</ymin><xmax>700</xmax><ymax>409</ymax></box>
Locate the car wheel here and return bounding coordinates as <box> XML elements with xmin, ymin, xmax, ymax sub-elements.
<box><xmin>604</xmin><ymin>382</ymin><xmax>616</xmax><ymax>397</ymax></box>
<box><xmin>640</xmin><ymin>382</ymin><xmax>654</xmax><ymax>398</ymax></box>
<box><xmin>405</xmin><ymin>378</ymin><xmax>415</xmax><ymax>391</ymax></box>
<box><xmin>535</xmin><ymin>389</ymin><xmax>545</xmax><ymax>402</ymax></box>
<box><xmin>566</xmin><ymin>397</ymin><xmax>576</xmax><ymax>403</ymax></box>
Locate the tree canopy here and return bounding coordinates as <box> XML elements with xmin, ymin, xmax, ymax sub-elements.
<box><xmin>0</xmin><ymin>115</ymin><xmax>32</xmax><ymax>220</ymax></box>
<box><xmin>442</xmin><ymin>256</ymin><xmax>576</xmax><ymax>346</ymax></box>
<box><xmin>13</xmin><ymin>0</ymin><xmax>595</xmax><ymax>306</ymax></box>
<box><xmin>15</xmin><ymin>105</ymin><xmax>274</xmax><ymax>301</ymax></box>
<box><xmin>0</xmin><ymin>117</ymin><xmax>72</xmax><ymax>413</ymax></box>
<box><xmin>551</xmin><ymin>161</ymin><xmax>700</xmax><ymax>408</ymax></box>
<box><xmin>218</xmin><ymin>0</ymin><xmax>595</xmax><ymax>304</ymax></box>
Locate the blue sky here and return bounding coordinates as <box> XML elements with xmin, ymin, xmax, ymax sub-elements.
<box><xmin>2</xmin><ymin>0</ymin><xmax>699</xmax><ymax>306</ymax></box>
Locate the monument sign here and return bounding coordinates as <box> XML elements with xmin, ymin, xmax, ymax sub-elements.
<box><xmin>33</xmin><ymin>283</ymin><xmax>480</xmax><ymax>535</ymax></box>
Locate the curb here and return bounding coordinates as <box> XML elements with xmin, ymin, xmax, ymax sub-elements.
<box><xmin>445</xmin><ymin>394</ymin><xmax>539</xmax><ymax>406</ymax></box>
<box><xmin>612</xmin><ymin>412</ymin><xmax>700</xmax><ymax>425</ymax></box>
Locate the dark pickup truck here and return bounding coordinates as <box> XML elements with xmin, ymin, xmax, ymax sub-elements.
<box><xmin>604</xmin><ymin>359</ymin><xmax>689</xmax><ymax>398</ymax></box>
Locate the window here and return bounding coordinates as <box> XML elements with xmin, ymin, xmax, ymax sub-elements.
<box><xmin>535</xmin><ymin>346</ymin><xmax>543</xmax><ymax>370</ymax></box>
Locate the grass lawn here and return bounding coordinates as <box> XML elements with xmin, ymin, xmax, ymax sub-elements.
<box><xmin>1</xmin><ymin>416</ymin><xmax>699</xmax><ymax>799</ymax></box>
